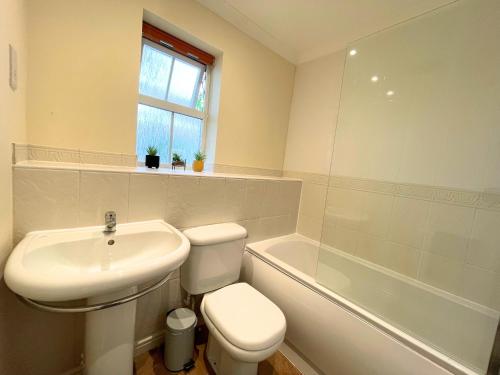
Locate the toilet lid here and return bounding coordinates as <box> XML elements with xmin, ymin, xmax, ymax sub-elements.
<box><xmin>203</xmin><ymin>283</ymin><xmax>286</xmax><ymax>351</ymax></box>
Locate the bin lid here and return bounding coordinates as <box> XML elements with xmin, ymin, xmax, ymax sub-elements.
<box><xmin>166</xmin><ymin>308</ymin><xmax>197</xmax><ymax>333</ymax></box>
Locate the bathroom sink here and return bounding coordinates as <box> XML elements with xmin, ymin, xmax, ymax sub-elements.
<box><xmin>4</xmin><ymin>220</ymin><xmax>190</xmax><ymax>302</ymax></box>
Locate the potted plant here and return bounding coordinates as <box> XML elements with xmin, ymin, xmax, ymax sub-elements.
<box><xmin>171</xmin><ymin>152</ymin><xmax>186</xmax><ymax>170</ymax></box>
<box><xmin>145</xmin><ymin>146</ymin><xmax>160</xmax><ymax>169</ymax></box>
<box><xmin>192</xmin><ymin>151</ymin><xmax>206</xmax><ymax>172</ymax></box>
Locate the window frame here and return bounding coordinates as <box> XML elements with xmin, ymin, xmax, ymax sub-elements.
<box><xmin>137</xmin><ymin>37</ymin><xmax>211</xmax><ymax>165</ymax></box>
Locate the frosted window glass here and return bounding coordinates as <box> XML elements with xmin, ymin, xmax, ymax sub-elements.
<box><xmin>139</xmin><ymin>44</ymin><xmax>173</xmax><ymax>100</ymax></box>
<box><xmin>167</xmin><ymin>59</ymin><xmax>202</xmax><ymax>108</ymax></box>
<box><xmin>171</xmin><ymin>113</ymin><xmax>202</xmax><ymax>163</ymax></box>
<box><xmin>195</xmin><ymin>71</ymin><xmax>207</xmax><ymax>112</ymax></box>
<box><xmin>136</xmin><ymin>104</ymin><xmax>171</xmax><ymax>162</ymax></box>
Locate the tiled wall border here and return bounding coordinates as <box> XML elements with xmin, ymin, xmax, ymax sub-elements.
<box><xmin>214</xmin><ymin>163</ymin><xmax>283</xmax><ymax>177</ymax></box>
<box><xmin>12</xmin><ymin>143</ymin><xmax>284</xmax><ymax>177</ymax></box>
<box><xmin>283</xmin><ymin>170</ymin><xmax>329</xmax><ymax>186</ymax></box>
<box><xmin>13</xmin><ymin>143</ymin><xmax>137</xmax><ymax>167</ymax></box>
<box><xmin>284</xmin><ymin>170</ymin><xmax>500</xmax><ymax>212</ymax></box>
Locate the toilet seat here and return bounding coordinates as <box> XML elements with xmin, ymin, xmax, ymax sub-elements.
<box><xmin>201</xmin><ymin>283</ymin><xmax>286</xmax><ymax>362</ymax></box>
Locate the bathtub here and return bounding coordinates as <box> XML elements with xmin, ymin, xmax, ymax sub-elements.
<box><xmin>241</xmin><ymin>234</ymin><xmax>499</xmax><ymax>375</ymax></box>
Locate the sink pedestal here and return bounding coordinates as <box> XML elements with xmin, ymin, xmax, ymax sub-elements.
<box><xmin>85</xmin><ymin>287</ymin><xmax>137</xmax><ymax>375</ymax></box>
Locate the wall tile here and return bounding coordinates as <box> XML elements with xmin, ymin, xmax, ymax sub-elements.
<box><xmin>194</xmin><ymin>177</ymin><xmax>226</xmax><ymax>225</ymax></box>
<box><xmin>166</xmin><ymin>176</ymin><xmax>229</xmax><ymax>228</ymax></box>
<box><xmin>14</xmin><ymin>168</ymin><xmax>79</xmax><ymax>241</ymax></box>
<box><xmin>299</xmin><ymin>183</ymin><xmax>327</xmax><ymax>219</ymax></box>
<box><xmin>490</xmin><ymin>282</ymin><xmax>500</xmax><ymax>312</ymax></box>
<box><xmin>238</xmin><ymin>219</ymin><xmax>261</xmax><ymax>243</ymax></box>
<box><xmin>243</xmin><ymin>179</ymin><xmax>267</xmax><ymax>219</ymax></box>
<box><xmin>261</xmin><ymin>181</ymin><xmax>289</xmax><ymax>217</ymax></box>
<box><xmin>28</xmin><ymin>145</ymin><xmax>80</xmax><ymax>164</ymax></box>
<box><xmin>325</xmin><ymin>188</ymin><xmax>365</xmax><ymax>230</ymax></box>
<box><xmin>121</xmin><ymin>154</ymin><xmax>137</xmax><ymax>167</ymax></box>
<box><xmin>290</xmin><ymin>197</ymin><xmax>300</xmax><ymax>225</ymax></box>
<box><xmin>461</xmin><ymin>265</ymin><xmax>496</xmax><ymax>307</ymax></box>
<box><xmin>284</xmin><ymin>180</ymin><xmax>302</xmax><ymax>217</ymax></box>
<box><xmin>297</xmin><ymin>214</ymin><xmax>323</xmax><ymax>241</ymax></box>
<box><xmin>353</xmin><ymin>235</ymin><xmax>420</xmax><ymax>278</ymax></box>
<box><xmin>257</xmin><ymin>215</ymin><xmax>294</xmax><ymax>239</ymax></box>
<box><xmin>384</xmin><ymin>242</ymin><xmax>421</xmax><ymax>278</ymax></box>
<box><xmin>13</xmin><ymin>143</ymin><xmax>138</xmax><ymax>168</ymax></box>
<box><xmin>285</xmin><ymin>213</ymin><xmax>298</xmax><ymax>234</ymax></box>
<box><xmin>13</xmin><ymin>144</ymin><xmax>28</xmax><ymax>163</ymax></box>
<box><xmin>79</xmin><ymin>172</ymin><xmax>130</xmax><ymax>226</ymax></box>
<box><xmin>419</xmin><ymin>252</ymin><xmax>464</xmax><ymax>294</ymax></box>
<box><xmin>467</xmin><ymin>209</ymin><xmax>500</xmax><ymax>272</ymax></box>
<box><xmin>129</xmin><ymin>174</ymin><xmax>168</xmax><ymax>222</ymax></box>
<box><xmin>162</xmin><ymin>277</ymin><xmax>183</xmax><ymax>311</ymax></box>
<box><xmin>224</xmin><ymin>178</ymin><xmax>246</xmax><ymax>221</ymax></box>
<box><xmin>356</xmin><ymin>234</ymin><xmax>386</xmax><ymax>265</ymax></box>
<box><xmin>283</xmin><ymin>170</ymin><xmax>329</xmax><ymax>186</ymax></box>
<box><xmin>165</xmin><ymin>176</ymin><xmax>200</xmax><ymax>228</ymax></box>
<box><xmin>388</xmin><ymin>197</ymin><xmax>430</xmax><ymax>249</ymax></box>
<box><xmin>434</xmin><ymin>188</ymin><xmax>479</xmax><ymax>208</ymax></box>
<box><xmin>80</xmin><ymin>151</ymin><xmax>122</xmax><ymax>166</ymax></box>
<box><xmin>359</xmin><ymin>191</ymin><xmax>393</xmax><ymax>237</ymax></box>
<box><xmin>423</xmin><ymin>203</ymin><xmax>474</xmax><ymax>261</ymax></box>
<box><xmin>135</xmin><ymin>284</ymin><xmax>164</xmax><ymax>338</ymax></box>
<box><xmin>135</xmin><ymin>276</ymin><xmax>183</xmax><ymax>340</ymax></box>
<box><xmin>214</xmin><ymin>164</ymin><xmax>282</xmax><ymax>177</ymax></box>
<box><xmin>321</xmin><ymin>216</ymin><xmax>357</xmax><ymax>255</ymax></box>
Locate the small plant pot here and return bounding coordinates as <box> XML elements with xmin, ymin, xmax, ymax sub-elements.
<box><xmin>192</xmin><ymin>160</ymin><xmax>204</xmax><ymax>172</ymax></box>
<box><xmin>145</xmin><ymin>155</ymin><xmax>160</xmax><ymax>169</ymax></box>
<box><xmin>172</xmin><ymin>160</ymin><xmax>186</xmax><ymax>170</ymax></box>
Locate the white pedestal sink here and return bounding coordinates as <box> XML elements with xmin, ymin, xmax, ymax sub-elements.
<box><xmin>4</xmin><ymin>220</ymin><xmax>190</xmax><ymax>375</ymax></box>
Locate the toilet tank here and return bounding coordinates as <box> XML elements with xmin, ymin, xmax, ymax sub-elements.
<box><xmin>181</xmin><ymin>223</ymin><xmax>247</xmax><ymax>295</ymax></box>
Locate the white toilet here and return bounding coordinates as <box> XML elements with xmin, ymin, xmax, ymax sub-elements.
<box><xmin>181</xmin><ymin>223</ymin><xmax>286</xmax><ymax>375</ymax></box>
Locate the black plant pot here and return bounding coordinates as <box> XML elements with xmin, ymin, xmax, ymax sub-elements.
<box><xmin>145</xmin><ymin>155</ymin><xmax>160</xmax><ymax>169</ymax></box>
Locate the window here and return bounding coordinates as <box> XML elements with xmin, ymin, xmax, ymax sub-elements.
<box><xmin>136</xmin><ymin>23</ymin><xmax>214</xmax><ymax>165</ymax></box>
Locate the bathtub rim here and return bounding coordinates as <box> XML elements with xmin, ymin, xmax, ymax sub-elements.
<box><xmin>245</xmin><ymin>233</ymin><xmax>489</xmax><ymax>375</ymax></box>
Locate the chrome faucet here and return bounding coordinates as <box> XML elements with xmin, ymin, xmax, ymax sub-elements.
<box><xmin>104</xmin><ymin>211</ymin><xmax>116</xmax><ymax>233</ymax></box>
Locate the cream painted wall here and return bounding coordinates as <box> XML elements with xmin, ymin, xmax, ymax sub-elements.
<box><xmin>26</xmin><ymin>0</ymin><xmax>295</xmax><ymax>171</ymax></box>
<box><xmin>283</xmin><ymin>50</ymin><xmax>346</xmax><ymax>241</ymax></box>
<box><xmin>0</xmin><ymin>0</ymin><xmax>27</xmax><ymax>275</ymax></box>
<box><xmin>283</xmin><ymin>50</ymin><xmax>345</xmax><ymax>175</ymax></box>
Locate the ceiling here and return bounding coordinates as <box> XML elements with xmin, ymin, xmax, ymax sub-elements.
<box><xmin>197</xmin><ymin>0</ymin><xmax>457</xmax><ymax>64</ymax></box>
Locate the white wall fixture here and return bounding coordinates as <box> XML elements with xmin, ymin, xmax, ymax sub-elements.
<box><xmin>181</xmin><ymin>223</ymin><xmax>286</xmax><ymax>375</ymax></box>
<box><xmin>4</xmin><ymin>220</ymin><xmax>190</xmax><ymax>375</ymax></box>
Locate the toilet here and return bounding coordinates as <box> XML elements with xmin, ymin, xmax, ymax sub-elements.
<box><xmin>181</xmin><ymin>223</ymin><xmax>286</xmax><ymax>375</ymax></box>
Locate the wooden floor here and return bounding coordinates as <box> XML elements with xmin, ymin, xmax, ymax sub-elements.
<box><xmin>134</xmin><ymin>342</ymin><xmax>302</xmax><ymax>375</ymax></box>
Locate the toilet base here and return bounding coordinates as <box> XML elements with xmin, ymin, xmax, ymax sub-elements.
<box><xmin>206</xmin><ymin>334</ymin><xmax>258</xmax><ymax>375</ymax></box>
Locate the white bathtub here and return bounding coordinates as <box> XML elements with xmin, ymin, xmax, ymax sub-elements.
<box><xmin>242</xmin><ymin>234</ymin><xmax>498</xmax><ymax>375</ymax></box>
